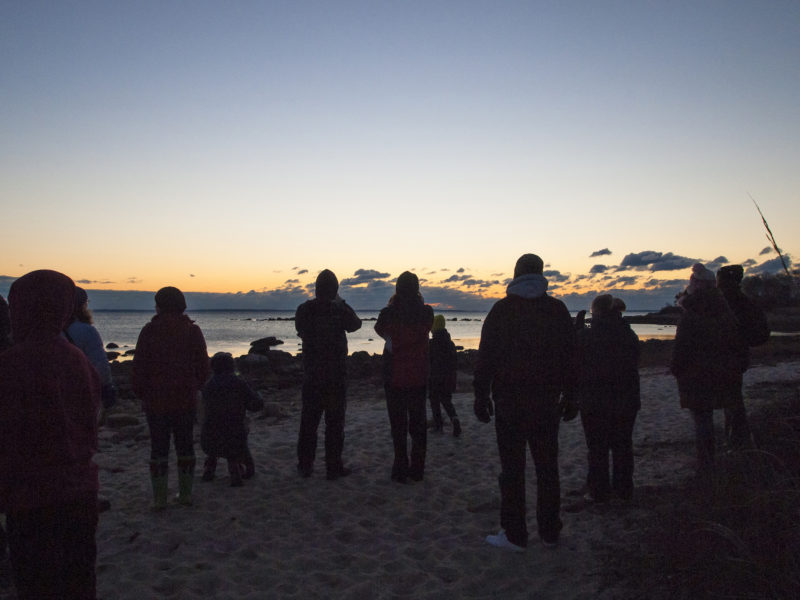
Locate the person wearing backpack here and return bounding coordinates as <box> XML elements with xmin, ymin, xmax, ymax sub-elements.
<box><xmin>716</xmin><ymin>265</ymin><xmax>770</xmax><ymax>449</ymax></box>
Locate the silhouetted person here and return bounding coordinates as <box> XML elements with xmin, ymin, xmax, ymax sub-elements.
<box><xmin>132</xmin><ymin>287</ymin><xmax>210</xmax><ymax>508</ymax></box>
<box><xmin>671</xmin><ymin>264</ymin><xmax>746</xmax><ymax>481</ymax></box>
<box><xmin>716</xmin><ymin>264</ymin><xmax>770</xmax><ymax>449</ymax></box>
<box><xmin>0</xmin><ymin>294</ymin><xmax>7</xmax><ymax>558</ymax></box>
<box><xmin>201</xmin><ymin>352</ymin><xmax>263</xmax><ymax>486</ymax></box>
<box><xmin>576</xmin><ymin>294</ymin><xmax>640</xmax><ymax>504</ymax></box>
<box><xmin>65</xmin><ymin>287</ymin><xmax>116</xmax><ymax>412</ymax></box>
<box><xmin>295</xmin><ymin>269</ymin><xmax>362</xmax><ymax>480</ymax></box>
<box><xmin>428</xmin><ymin>314</ymin><xmax>460</xmax><ymax>436</ymax></box>
<box><xmin>473</xmin><ymin>253</ymin><xmax>576</xmax><ymax>551</ymax></box>
<box><xmin>1</xmin><ymin>270</ymin><xmax>101</xmax><ymax>599</ymax></box>
<box><xmin>375</xmin><ymin>272</ymin><xmax>434</xmax><ymax>483</ymax></box>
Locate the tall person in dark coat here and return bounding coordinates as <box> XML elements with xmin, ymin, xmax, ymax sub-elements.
<box><xmin>375</xmin><ymin>271</ymin><xmax>434</xmax><ymax>483</ymax></box>
<box><xmin>576</xmin><ymin>294</ymin><xmax>640</xmax><ymax>503</ymax></box>
<box><xmin>0</xmin><ymin>294</ymin><xmax>8</xmax><ymax>558</ymax></box>
<box><xmin>0</xmin><ymin>270</ymin><xmax>101</xmax><ymax>599</ymax></box>
<box><xmin>716</xmin><ymin>264</ymin><xmax>770</xmax><ymax>449</ymax></box>
<box><xmin>671</xmin><ymin>264</ymin><xmax>747</xmax><ymax>480</ymax></box>
<box><xmin>473</xmin><ymin>254</ymin><xmax>576</xmax><ymax>551</ymax></box>
<box><xmin>295</xmin><ymin>269</ymin><xmax>362</xmax><ymax>480</ymax></box>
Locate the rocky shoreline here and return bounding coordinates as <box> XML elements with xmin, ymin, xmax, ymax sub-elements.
<box><xmin>106</xmin><ymin>334</ymin><xmax>800</xmax><ymax>421</ymax></box>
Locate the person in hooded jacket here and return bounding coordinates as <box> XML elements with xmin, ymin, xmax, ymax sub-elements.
<box><xmin>428</xmin><ymin>314</ymin><xmax>461</xmax><ymax>436</ymax></box>
<box><xmin>473</xmin><ymin>254</ymin><xmax>576</xmax><ymax>551</ymax></box>
<box><xmin>576</xmin><ymin>294</ymin><xmax>640</xmax><ymax>504</ymax></box>
<box><xmin>375</xmin><ymin>271</ymin><xmax>434</xmax><ymax>483</ymax></box>
<box><xmin>132</xmin><ymin>286</ymin><xmax>210</xmax><ymax>509</ymax></box>
<box><xmin>716</xmin><ymin>264</ymin><xmax>770</xmax><ymax>449</ymax></box>
<box><xmin>0</xmin><ymin>270</ymin><xmax>101</xmax><ymax>599</ymax></box>
<box><xmin>65</xmin><ymin>286</ymin><xmax>116</xmax><ymax>411</ymax></box>
<box><xmin>671</xmin><ymin>263</ymin><xmax>747</xmax><ymax>480</ymax></box>
<box><xmin>295</xmin><ymin>269</ymin><xmax>362</xmax><ymax>480</ymax></box>
<box><xmin>201</xmin><ymin>352</ymin><xmax>264</xmax><ymax>486</ymax></box>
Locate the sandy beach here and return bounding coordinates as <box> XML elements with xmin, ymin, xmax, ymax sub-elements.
<box><xmin>82</xmin><ymin>353</ymin><xmax>797</xmax><ymax>599</ymax></box>
<box><xmin>1</xmin><ymin>344</ymin><xmax>798</xmax><ymax>599</ymax></box>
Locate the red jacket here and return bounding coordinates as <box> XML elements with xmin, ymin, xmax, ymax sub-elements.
<box><xmin>132</xmin><ymin>312</ymin><xmax>210</xmax><ymax>414</ymax></box>
<box><xmin>375</xmin><ymin>298</ymin><xmax>433</xmax><ymax>389</ymax></box>
<box><xmin>0</xmin><ymin>270</ymin><xmax>100</xmax><ymax>512</ymax></box>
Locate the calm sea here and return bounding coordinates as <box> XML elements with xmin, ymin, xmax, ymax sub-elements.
<box><xmin>92</xmin><ymin>309</ymin><xmax>675</xmax><ymax>359</ymax></box>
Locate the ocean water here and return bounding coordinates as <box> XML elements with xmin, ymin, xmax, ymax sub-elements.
<box><xmin>92</xmin><ymin>309</ymin><xmax>675</xmax><ymax>359</ymax></box>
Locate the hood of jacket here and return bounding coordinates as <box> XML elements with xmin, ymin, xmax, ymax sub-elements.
<box><xmin>8</xmin><ymin>269</ymin><xmax>75</xmax><ymax>343</ymax></box>
<box><xmin>506</xmin><ymin>273</ymin><xmax>548</xmax><ymax>300</ymax></box>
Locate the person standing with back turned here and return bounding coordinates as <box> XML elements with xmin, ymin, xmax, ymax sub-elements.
<box><xmin>716</xmin><ymin>264</ymin><xmax>770</xmax><ymax>449</ymax></box>
<box><xmin>473</xmin><ymin>254</ymin><xmax>577</xmax><ymax>551</ymax></box>
<box><xmin>132</xmin><ymin>286</ymin><xmax>210</xmax><ymax>509</ymax></box>
<box><xmin>375</xmin><ymin>271</ymin><xmax>434</xmax><ymax>483</ymax></box>
<box><xmin>295</xmin><ymin>269</ymin><xmax>362</xmax><ymax>480</ymax></box>
<box><xmin>0</xmin><ymin>270</ymin><xmax>101</xmax><ymax>599</ymax></box>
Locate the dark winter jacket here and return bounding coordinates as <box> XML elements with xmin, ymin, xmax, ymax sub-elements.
<box><xmin>719</xmin><ymin>286</ymin><xmax>770</xmax><ymax>369</ymax></box>
<box><xmin>132</xmin><ymin>312</ymin><xmax>210</xmax><ymax>414</ymax></box>
<box><xmin>0</xmin><ymin>270</ymin><xmax>100</xmax><ymax>513</ymax></box>
<box><xmin>375</xmin><ymin>296</ymin><xmax>434</xmax><ymax>389</ymax></box>
<box><xmin>295</xmin><ymin>297</ymin><xmax>361</xmax><ymax>384</ymax></box>
<box><xmin>473</xmin><ymin>274</ymin><xmax>575</xmax><ymax>402</ymax></box>
<box><xmin>201</xmin><ymin>373</ymin><xmax>264</xmax><ymax>459</ymax></box>
<box><xmin>671</xmin><ymin>288</ymin><xmax>747</xmax><ymax>411</ymax></box>
<box><xmin>0</xmin><ymin>294</ymin><xmax>11</xmax><ymax>352</ymax></box>
<box><xmin>429</xmin><ymin>329</ymin><xmax>458</xmax><ymax>393</ymax></box>
<box><xmin>576</xmin><ymin>313</ymin><xmax>640</xmax><ymax>414</ymax></box>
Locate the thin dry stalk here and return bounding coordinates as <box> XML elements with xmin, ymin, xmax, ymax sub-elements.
<box><xmin>749</xmin><ymin>193</ymin><xmax>793</xmax><ymax>279</ymax></box>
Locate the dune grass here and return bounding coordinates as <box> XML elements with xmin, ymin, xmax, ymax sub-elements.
<box><xmin>607</xmin><ymin>381</ymin><xmax>800</xmax><ymax>599</ymax></box>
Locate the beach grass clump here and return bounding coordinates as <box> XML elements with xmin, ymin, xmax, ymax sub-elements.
<box><xmin>605</xmin><ymin>382</ymin><xmax>800</xmax><ymax>599</ymax></box>
<box><xmin>662</xmin><ymin>384</ymin><xmax>800</xmax><ymax>599</ymax></box>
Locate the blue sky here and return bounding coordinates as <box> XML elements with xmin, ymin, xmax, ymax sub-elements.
<box><xmin>1</xmin><ymin>1</ymin><xmax>797</xmax><ymax>311</ymax></box>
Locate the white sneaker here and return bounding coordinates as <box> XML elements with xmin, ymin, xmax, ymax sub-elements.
<box><xmin>485</xmin><ymin>529</ymin><xmax>526</xmax><ymax>552</ymax></box>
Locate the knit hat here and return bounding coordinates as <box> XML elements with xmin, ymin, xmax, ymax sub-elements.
<box><xmin>687</xmin><ymin>263</ymin><xmax>716</xmax><ymax>294</ymax></box>
<box><xmin>155</xmin><ymin>286</ymin><xmax>187</xmax><ymax>313</ymax></box>
<box><xmin>513</xmin><ymin>254</ymin><xmax>544</xmax><ymax>278</ymax></box>
<box><xmin>210</xmin><ymin>351</ymin><xmax>236</xmax><ymax>374</ymax></box>
<box><xmin>395</xmin><ymin>271</ymin><xmax>419</xmax><ymax>297</ymax></box>
<box><xmin>717</xmin><ymin>264</ymin><xmax>744</xmax><ymax>287</ymax></box>
<box><xmin>611</xmin><ymin>297</ymin><xmax>627</xmax><ymax>313</ymax></box>
<box><xmin>74</xmin><ymin>286</ymin><xmax>89</xmax><ymax>311</ymax></box>
<box><xmin>315</xmin><ymin>269</ymin><xmax>339</xmax><ymax>302</ymax></box>
<box><xmin>432</xmin><ymin>314</ymin><xmax>446</xmax><ymax>332</ymax></box>
<box><xmin>590</xmin><ymin>294</ymin><xmax>614</xmax><ymax>316</ymax></box>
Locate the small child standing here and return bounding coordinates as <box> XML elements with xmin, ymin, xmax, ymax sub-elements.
<box><xmin>429</xmin><ymin>315</ymin><xmax>461</xmax><ymax>436</ymax></box>
<box><xmin>201</xmin><ymin>352</ymin><xmax>264</xmax><ymax>486</ymax></box>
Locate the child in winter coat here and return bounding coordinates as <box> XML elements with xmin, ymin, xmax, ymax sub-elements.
<box><xmin>576</xmin><ymin>294</ymin><xmax>640</xmax><ymax>503</ymax></box>
<box><xmin>201</xmin><ymin>352</ymin><xmax>264</xmax><ymax>486</ymax></box>
<box><xmin>429</xmin><ymin>315</ymin><xmax>461</xmax><ymax>436</ymax></box>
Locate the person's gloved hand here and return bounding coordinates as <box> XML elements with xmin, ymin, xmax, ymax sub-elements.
<box><xmin>559</xmin><ymin>393</ymin><xmax>579</xmax><ymax>422</ymax></box>
<box><xmin>474</xmin><ymin>395</ymin><xmax>494</xmax><ymax>423</ymax></box>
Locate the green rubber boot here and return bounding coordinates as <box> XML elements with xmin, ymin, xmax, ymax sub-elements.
<box><xmin>149</xmin><ymin>459</ymin><xmax>169</xmax><ymax>511</ymax></box>
<box><xmin>177</xmin><ymin>456</ymin><xmax>196</xmax><ymax>506</ymax></box>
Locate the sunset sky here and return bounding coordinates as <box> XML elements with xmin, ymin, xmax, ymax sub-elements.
<box><xmin>1</xmin><ymin>1</ymin><xmax>797</xmax><ymax>310</ymax></box>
